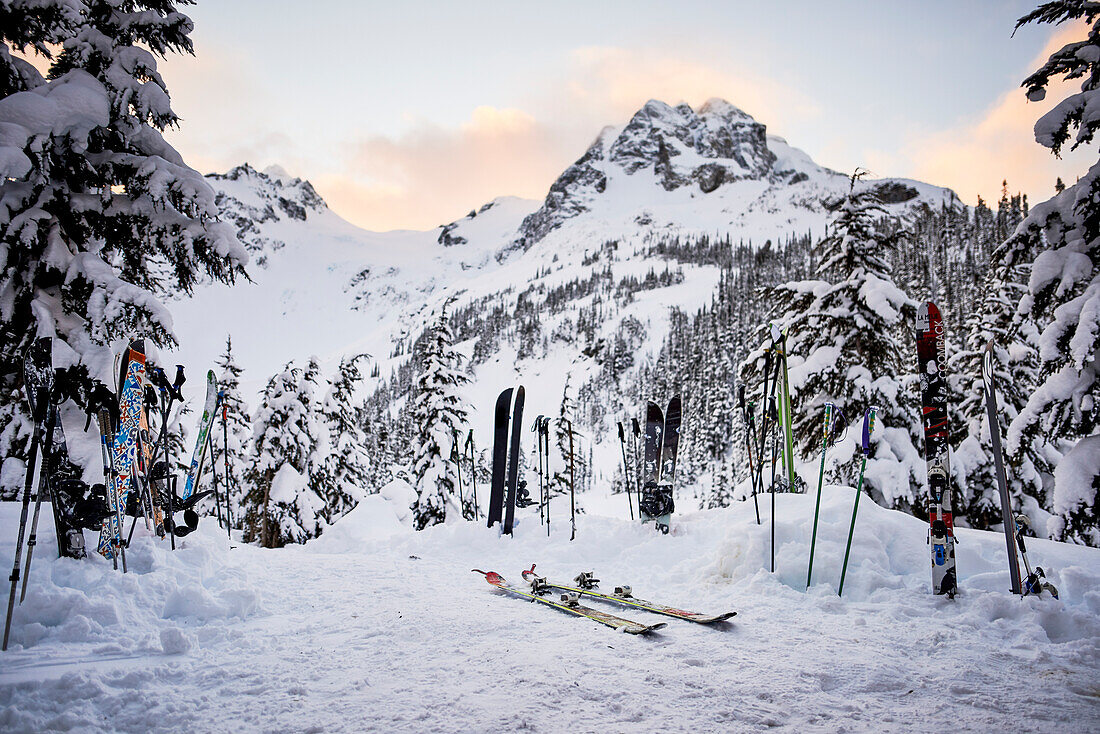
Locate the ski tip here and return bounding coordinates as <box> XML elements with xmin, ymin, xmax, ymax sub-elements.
<box><xmin>471</xmin><ymin>569</ymin><xmax>504</xmax><ymax>585</ymax></box>
<box><xmin>626</xmin><ymin>622</ymin><xmax>667</xmax><ymax>634</ymax></box>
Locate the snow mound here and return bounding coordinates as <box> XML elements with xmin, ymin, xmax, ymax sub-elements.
<box><xmin>0</xmin><ymin>506</ymin><xmax>262</xmax><ymax>656</ymax></box>
<box><xmin>306</xmin><ymin>492</ymin><xmax>411</xmax><ymax>553</ymax></box>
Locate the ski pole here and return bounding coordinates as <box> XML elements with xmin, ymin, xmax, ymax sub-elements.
<box><xmin>20</xmin><ymin>396</ymin><xmax>58</xmax><ymax>605</ymax></box>
<box><xmin>3</xmin><ymin>398</ymin><xmax>44</xmax><ymax>651</ymax></box>
<box><xmin>542</xmin><ymin>420</ymin><xmax>551</xmax><ymax>537</ymax></box>
<box><xmin>452</xmin><ymin>430</ymin><xmax>465</xmax><ymax>519</ymax></box>
<box><xmin>807</xmin><ymin>402</ymin><xmax>835</xmax><ymax>589</ymax></box>
<box><xmin>738</xmin><ymin>384</ymin><xmax>761</xmax><ymax>525</ymax></box>
<box><xmin>839</xmin><ymin>407</ymin><xmax>876</xmax><ymax>597</ymax></box>
<box><xmin>465</xmin><ymin>430</ymin><xmax>477</xmax><ymax>521</ymax></box>
<box><xmin>768</xmin><ymin>396</ymin><xmax>778</xmax><ymax>573</ymax></box>
<box><xmin>222</xmin><ymin>401</ymin><xmax>233</xmax><ymax>530</ymax></box>
<box><xmin>563</xmin><ymin>418</ymin><xmax>576</xmax><ymax>541</ymax></box>
<box><xmin>618</xmin><ymin>422</ymin><xmax>634</xmax><ymax>521</ymax></box>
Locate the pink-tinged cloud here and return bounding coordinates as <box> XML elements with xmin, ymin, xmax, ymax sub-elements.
<box><xmin>890</xmin><ymin>22</ymin><xmax>1095</xmax><ymax>205</ymax></box>
<box><xmin>318</xmin><ymin>106</ymin><xmax>572</xmax><ymax>232</ymax></box>
<box><xmin>327</xmin><ymin>48</ymin><xmax>819</xmax><ymax>231</ymax></box>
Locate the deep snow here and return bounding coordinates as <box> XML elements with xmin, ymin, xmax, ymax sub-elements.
<box><xmin>2</xmin><ymin>482</ymin><xmax>1098</xmax><ymax>733</ymax></box>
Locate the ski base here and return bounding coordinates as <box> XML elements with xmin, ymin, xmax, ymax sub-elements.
<box><xmin>473</xmin><ymin>570</ymin><xmax>665</xmax><ymax>635</ymax></box>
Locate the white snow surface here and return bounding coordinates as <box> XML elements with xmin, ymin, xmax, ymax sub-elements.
<box><xmin>2</xmin><ymin>487</ymin><xmax>1098</xmax><ymax>733</ymax></box>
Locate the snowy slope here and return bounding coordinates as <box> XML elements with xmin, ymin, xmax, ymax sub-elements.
<box><xmin>161</xmin><ymin>100</ymin><xmax>959</xmax><ymax>482</ymax></box>
<box><xmin>1</xmin><ymin>485</ymin><xmax>1097</xmax><ymax>732</ymax></box>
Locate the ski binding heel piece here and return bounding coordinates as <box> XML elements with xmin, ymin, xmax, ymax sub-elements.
<box><xmin>613</xmin><ymin>586</ymin><xmax>632</xmax><ymax>598</ymax></box>
<box><xmin>573</xmin><ymin>571</ymin><xmax>598</xmax><ymax>589</ymax></box>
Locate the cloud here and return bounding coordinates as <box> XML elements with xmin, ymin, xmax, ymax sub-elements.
<box><xmin>327</xmin><ymin>48</ymin><xmax>820</xmax><ymax>231</ymax></box>
<box><xmin>318</xmin><ymin>106</ymin><xmax>572</xmax><ymax>231</ymax></box>
<box><xmin>886</xmin><ymin>22</ymin><xmax>1095</xmax><ymax>205</ymax></box>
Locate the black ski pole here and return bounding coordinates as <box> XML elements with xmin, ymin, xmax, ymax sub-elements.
<box><xmin>564</xmin><ymin>418</ymin><xmax>576</xmax><ymax>541</ymax></box>
<box><xmin>3</xmin><ymin>398</ymin><xmax>44</xmax><ymax>651</ymax></box>
<box><xmin>738</xmin><ymin>384</ymin><xmax>761</xmax><ymax>525</ymax></box>
<box><xmin>222</xmin><ymin>399</ymin><xmax>233</xmax><ymax>531</ymax></box>
<box><xmin>465</xmin><ymin>430</ymin><xmax>477</xmax><ymax>521</ymax></box>
<box><xmin>541</xmin><ymin>419</ymin><xmax>551</xmax><ymax>538</ymax></box>
<box><xmin>20</xmin><ymin>396</ymin><xmax>58</xmax><ymax>605</ymax></box>
<box><xmin>452</xmin><ymin>430</ymin><xmax>465</xmax><ymax>519</ymax></box>
<box><xmin>617</xmin><ymin>422</ymin><xmax>635</xmax><ymax>521</ymax></box>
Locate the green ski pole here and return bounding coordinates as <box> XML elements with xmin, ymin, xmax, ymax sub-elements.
<box><xmin>839</xmin><ymin>407</ymin><xmax>877</xmax><ymax>597</ymax></box>
<box><xmin>806</xmin><ymin>402</ymin><xmax>835</xmax><ymax>589</ymax></box>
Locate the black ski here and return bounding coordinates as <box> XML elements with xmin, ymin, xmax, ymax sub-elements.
<box><xmin>639</xmin><ymin>402</ymin><xmax>663</xmax><ymax>526</ymax></box>
<box><xmin>487</xmin><ymin>388</ymin><xmax>513</xmax><ymax>529</ymax></box>
<box><xmin>25</xmin><ymin>338</ymin><xmax>86</xmax><ymax>561</ymax></box>
<box><xmin>502</xmin><ymin>386</ymin><xmax>525</xmax><ymax>535</ymax></box>
<box><xmin>981</xmin><ymin>340</ymin><xmax>1022</xmax><ymax>594</ymax></box>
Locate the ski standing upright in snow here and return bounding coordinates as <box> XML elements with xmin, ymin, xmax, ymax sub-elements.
<box><xmin>637</xmin><ymin>398</ymin><xmax>682</xmax><ymax>533</ymax></box>
<box><xmin>981</xmin><ymin>340</ymin><xmax>1023</xmax><ymax>595</ymax></box>
<box><xmin>503</xmin><ymin>386</ymin><xmax>525</xmax><ymax>535</ymax></box>
<box><xmin>916</xmin><ymin>302</ymin><xmax>958</xmax><ymax>597</ymax></box>
<box><xmin>183</xmin><ymin>370</ymin><xmax>219</xmax><ymax>500</ymax></box>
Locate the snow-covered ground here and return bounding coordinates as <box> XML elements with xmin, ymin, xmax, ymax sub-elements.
<box><xmin>2</xmin><ymin>483</ymin><xmax>1097</xmax><ymax>733</ymax></box>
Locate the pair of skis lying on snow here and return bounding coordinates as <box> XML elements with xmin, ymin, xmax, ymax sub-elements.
<box><xmin>472</xmin><ymin>566</ymin><xmax>735</xmax><ymax>635</ymax></box>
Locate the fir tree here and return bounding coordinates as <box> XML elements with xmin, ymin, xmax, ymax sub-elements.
<box><xmin>313</xmin><ymin>353</ymin><xmax>372</xmax><ymax>523</ymax></box>
<box><xmin>1004</xmin><ymin>2</ymin><xmax>1100</xmax><ymax>544</ymax></box>
<box><xmin>410</xmin><ymin>302</ymin><xmax>471</xmax><ymax>529</ymax></box>
<box><xmin>0</xmin><ymin>1</ymin><xmax>246</xmax><ymax>496</ymax></box>
<box><xmin>750</xmin><ymin>170</ymin><xmax>921</xmax><ymax>509</ymax></box>
<box><xmin>242</xmin><ymin>359</ymin><xmax>324</xmax><ymax>547</ymax></box>
<box><xmin>211</xmin><ymin>335</ymin><xmax>251</xmax><ymax>526</ymax></box>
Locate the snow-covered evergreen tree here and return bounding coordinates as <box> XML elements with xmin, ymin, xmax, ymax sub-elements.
<box><xmin>210</xmin><ymin>335</ymin><xmax>251</xmax><ymax>526</ymax></box>
<box><xmin>410</xmin><ymin>303</ymin><xmax>470</xmax><ymax>529</ymax></box>
<box><xmin>242</xmin><ymin>359</ymin><xmax>325</xmax><ymax>547</ymax></box>
<box><xmin>312</xmin><ymin>353</ymin><xmax>372</xmax><ymax>523</ymax></box>
<box><xmin>0</xmin><ymin>1</ymin><xmax>246</xmax><ymax>496</ymax></box>
<box><xmin>747</xmin><ymin>171</ymin><xmax>920</xmax><ymax>509</ymax></box>
<box><xmin>1003</xmin><ymin>2</ymin><xmax>1100</xmax><ymax>544</ymax></box>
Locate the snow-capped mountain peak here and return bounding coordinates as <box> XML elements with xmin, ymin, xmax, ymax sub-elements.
<box><xmin>208</xmin><ymin>163</ymin><xmax>328</xmax><ymax>263</ymax></box>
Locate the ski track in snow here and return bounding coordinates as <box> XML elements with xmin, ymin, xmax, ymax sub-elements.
<box><xmin>1</xmin><ymin>489</ymin><xmax>1098</xmax><ymax>733</ymax></box>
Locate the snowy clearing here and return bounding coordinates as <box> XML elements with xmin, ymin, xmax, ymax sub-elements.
<box><xmin>2</xmin><ymin>485</ymin><xmax>1098</xmax><ymax>733</ymax></box>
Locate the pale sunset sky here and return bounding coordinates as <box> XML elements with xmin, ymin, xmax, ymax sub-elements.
<box><xmin>156</xmin><ymin>1</ymin><xmax>1094</xmax><ymax>232</ymax></box>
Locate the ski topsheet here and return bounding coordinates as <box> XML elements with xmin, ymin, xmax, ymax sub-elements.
<box><xmin>473</xmin><ymin>570</ymin><xmax>666</xmax><ymax>634</ymax></box>
<box><xmin>98</xmin><ymin>346</ymin><xmax>146</xmax><ymax>557</ymax></box>
<box><xmin>502</xmin><ymin>386</ymin><xmax>525</xmax><ymax>535</ymax></box>
<box><xmin>539</xmin><ymin>572</ymin><xmax>735</xmax><ymax>624</ymax></box>
<box><xmin>639</xmin><ymin>402</ymin><xmax>663</xmax><ymax>525</ymax></box>
<box><xmin>916</xmin><ymin>303</ymin><xmax>958</xmax><ymax>597</ymax></box>
<box><xmin>487</xmin><ymin>388</ymin><xmax>513</xmax><ymax>529</ymax></box>
<box><xmin>771</xmin><ymin>323</ymin><xmax>797</xmax><ymax>492</ymax></box>
<box><xmin>25</xmin><ymin>338</ymin><xmax>86</xmax><ymax>560</ymax></box>
<box><xmin>183</xmin><ymin>370</ymin><xmax>219</xmax><ymax>500</ymax></box>
<box><xmin>982</xmin><ymin>341</ymin><xmax>1023</xmax><ymax>594</ymax></box>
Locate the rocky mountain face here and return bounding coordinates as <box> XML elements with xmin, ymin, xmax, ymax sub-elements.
<box><xmin>505</xmin><ymin>99</ymin><xmax>933</xmax><ymax>253</ymax></box>
<box><xmin>176</xmin><ymin>99</ymin><xmax>961</xmax><ymax>501</ymax></box>
<box><xmin>208</xmin><ymin>163</ymin><xmax>328</xmax><ymax>266</ymax></box>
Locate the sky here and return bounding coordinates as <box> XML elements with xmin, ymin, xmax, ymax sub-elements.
<box><xmin>157</xmin><ymin>0</ymin><xmax>1095</xmax><ymax>232</ymax></box>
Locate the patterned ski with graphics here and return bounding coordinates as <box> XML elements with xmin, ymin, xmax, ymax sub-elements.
<box><xmin>917</xmin><ymin>302</ymin><xmax>957</xmax><ymax>597</ymax></box>
<box><xmin>183</xmin><ymin>370</ymin><xmax>219</xmax><ymax>500</ymax></box>
<box><xmin>97</xmin><ymin>348</ymin><xmax>146</xmax><ymax>557</ymax></box>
